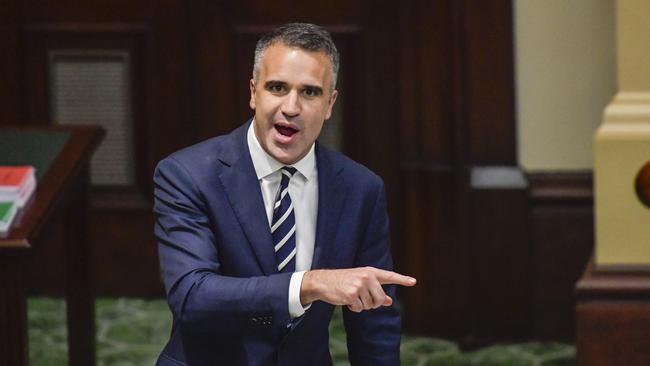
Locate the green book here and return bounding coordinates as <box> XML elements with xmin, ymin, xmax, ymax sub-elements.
<box><xmin>0</xmin><ymin>200</ymin><xmax>17</xmax><ymax>235</ymax></box>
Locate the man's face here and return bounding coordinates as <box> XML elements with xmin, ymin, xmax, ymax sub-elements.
<box><xmin>250</xmin><ymin>43</ymin><xmax>338</xmax><ymax>165</ymax></box>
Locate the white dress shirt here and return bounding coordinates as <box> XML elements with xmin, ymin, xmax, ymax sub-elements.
<box><xmin>247</xmin><ymin>123</ymin><xmax>317</xmax><ymax>318</ymax></box>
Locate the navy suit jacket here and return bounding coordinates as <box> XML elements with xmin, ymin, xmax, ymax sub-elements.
<box><xmin>153</xmin><ymin>121</ymin><xmax>401</xmax><ymax>365</ymax></box>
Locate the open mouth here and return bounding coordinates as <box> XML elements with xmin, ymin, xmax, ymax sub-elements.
<box><xmin>275</xmin><ymin>124</ymin><xmax>298</xmax><ymax>137</ymax></box>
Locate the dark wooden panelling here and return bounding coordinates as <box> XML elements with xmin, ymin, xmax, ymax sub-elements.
<box><xmin>576</xmin><ymin>265</ymin><xmax>650</xmax><ymax>366</ymax></box>
<box><xmin>577</xmin><ymin>301</ymin><xmax>650</xmax><ymax>366</ymax></box>
<box><xmin>237</xmin><ymin>0</ymin><xmax>361</xmax><ymax>22</ymax></box>
<box><xmin>396</xmin><ymin>0</ymin><xmax>519</xmax><ymax>341</ymax></box>
<box><xmin>355</xmin><ymin>7</ymin><xmax>400</xmax><ymax>185</ymax></box>
<box><xmin>531</xmin><ymin>205</ymin><xmax>593</xmax><ymax>340</ymax></box>
<box><xmin>396</xmin><ymin>0</ymin><xmax>465</xmax><ymax>339</ymax></box>
<box><xmin>21</xmin><ymin>0</ymin><xmax>153</xmax><ymax>22</ymax></box>
<box><xmin>185</xmin><ymin>0</ymin><xmax>237</xmax><ymax>140</ymax></box>
<box><xmin>26</xmin><ymin>197</ymin><xmax>163</xmax><ymax>297</ymax></box>
<box><xmin>0</xmin><ymin>0</ymin><xmax>22</xmax><ymax>124</ymax></box>
<box><xmin>26</xmin><ymin>216</ymin><xmax>65</xmax><ymax>295</ymax></box>
<box><xmin>398</xmin><ymin>0</ymin><xmax>454</xmax><ymax>162</ymax></box>
<box><xmin>149</xmin><ymin>1</ymin><xmax>194</xmax><ymax>161</ymax></box>
<box><xmin>533</xmin><ymin>206</ymin><xmax>593</xmax><ymax>340</ymax></box>
<box><xmin>399</xmin><ymin>168</ymin><xmax>471</xmax><ymax>337</ymax></box>
<box><xmin>469</xmin><ymin>186</ymin><xmax>531</xmax><ymax>342</ymax></box>
<box><xmin>0</xmin><ymin>257</ymin><xmax>28</xmax><ymax>366</ymax></box>
<box><xmin>464</xmin><ymin>0</ymin><xmax>516</xmax><ymax>165</ymax></box>
<box><xmin>529</xmin><ymin>172</ymin><xmax>594</xmax><ymax>340</ymax></box>
<box><xmin>89</xmin><ymin>209</ymin><xmax>161</xmax><ymax>297</ymax></box>
<box><xmin>64</xmin><ymin>168</ymin><xmax>95</xmax><ymax>366</ymax></box>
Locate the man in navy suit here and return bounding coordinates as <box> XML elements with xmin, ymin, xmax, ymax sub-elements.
<box><xmin>153</xmin><ymin>23</ymin><xmax>416</xmax><ymax>365</ymax></box>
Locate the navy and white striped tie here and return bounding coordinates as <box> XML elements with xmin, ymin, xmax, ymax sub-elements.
<box><xmin>272</xmin><ymin>167</ymin><xmax>297</xmax><ymax>273</ymax></box>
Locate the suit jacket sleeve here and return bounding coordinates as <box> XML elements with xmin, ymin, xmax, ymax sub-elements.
<box><xmin>342</xmin><ymin>179</ymin><xmax>402</xmax><ymax>365</ymax></box>
<box><xmin>154</xmin><ymin>156</ymin><xmax>293</xmax><ymax>334</ymax></box>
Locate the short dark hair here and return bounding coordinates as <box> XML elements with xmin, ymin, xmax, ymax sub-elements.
<box><xmin>253</xmin><ymin>23</ymin><xmax>339</xmax><ymax>90</ymax></box>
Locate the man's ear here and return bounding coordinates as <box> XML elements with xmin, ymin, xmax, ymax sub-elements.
<box><xmin>325</xmin><ymin>89</ymin><xmax>338</xmax><ymax>120</ymax></box>
<box><xmin>249</xmin><ymin>78</ymin><xmax>256</xmax><ymax>110</ymax></box>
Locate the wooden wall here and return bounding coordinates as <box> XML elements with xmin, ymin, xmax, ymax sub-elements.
<box><xmin>576</xmin><ymin>265</ymin><xmax>650</xmax><ymax>365</ymax></box>
<box><xmin>528</xmin><ymin>173</ymin><xmax>594</xmax><ymax>341</ymax></box>
<box><xmin>395</xmin><ymin>0</ymin><xmax>521</xmax><ymax>342</ymax></box>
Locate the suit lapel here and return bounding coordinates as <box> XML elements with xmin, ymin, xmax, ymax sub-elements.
<box><xmin>218</xmin><ymin>122</ymin><xmax>277</xmax><ymax>275</ymax></box>
<box><xmin>312</xmin><ymin>143</ymin><xmax>346</xmax><ymax>269</ymax></box>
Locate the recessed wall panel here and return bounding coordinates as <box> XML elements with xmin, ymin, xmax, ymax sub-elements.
<box><xmin>50</xmin><ymin>51</ymin><xmax>134</xmax><ymax>186</ymax></box>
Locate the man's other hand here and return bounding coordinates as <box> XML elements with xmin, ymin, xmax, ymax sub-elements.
<box><xmin>300</xmin><ymin>267</ymin><xmax>416</xmax><ymax>312</ymax></box>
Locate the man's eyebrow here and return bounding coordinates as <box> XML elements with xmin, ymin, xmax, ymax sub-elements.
<box><xmin>264</xmin><ymin>80</ymin><xmax>286</xmax><ymax>88</ymax></box>
<box><xmin>303</xmin><ymin>84</ymin><xmax>324</xmax><ymax>94</ymax></box>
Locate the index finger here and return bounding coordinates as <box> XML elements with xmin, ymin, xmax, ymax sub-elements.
<box><xmin>374</xmin><ymin>269</ymin><xmax>417</xmax><ymax>287</ymax></box>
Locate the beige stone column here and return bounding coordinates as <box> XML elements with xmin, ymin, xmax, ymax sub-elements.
<box><xmin>594</xmin><ymin>0</ymin><xmax>650</xmax><ymax>266</ymax></box>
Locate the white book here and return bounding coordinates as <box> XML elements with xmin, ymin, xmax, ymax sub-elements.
<box><xmin>0</xmin><ymin>166</ymin><xmax>36</xmax><ymax>203</ymax></box>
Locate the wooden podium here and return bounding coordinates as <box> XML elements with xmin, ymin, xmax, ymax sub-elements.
<box><xmin>0</xmin><ymin>125</ymin><xmax>104</xmax><ymax>366</ymax></box>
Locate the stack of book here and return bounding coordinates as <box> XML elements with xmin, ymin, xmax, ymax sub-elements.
<box><xmin>0</xmin><ymin>166</ymin><xmax>37</xmax><ymax>237</ymax></box>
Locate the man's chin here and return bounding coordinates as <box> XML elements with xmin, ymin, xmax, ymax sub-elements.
<box><xmin>268</xmin><ymin>145</ymin><xmax>300</xmax><ymax>165</ymax></box>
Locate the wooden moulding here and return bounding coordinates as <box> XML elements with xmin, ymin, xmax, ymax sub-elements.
<box><xmin>577</xmin><ymin>260</ymin><xmax>650</xmax><ymax>299</ymax></box>
<box><xmin>528</xmin><ymin>171</ymin><xmax>593</xmax><ymax>204</ymax></box>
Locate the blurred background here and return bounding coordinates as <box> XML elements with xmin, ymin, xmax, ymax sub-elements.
<box><xmin>1</xmin><ymin>0</ymin><xmax>635</xmax><ymax>365</ymax></box>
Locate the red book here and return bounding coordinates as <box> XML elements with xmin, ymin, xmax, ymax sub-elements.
<box><xmin>0</xmin><ymin>166</ymin><xmax>33</xmax><ymax>187</ymax></box>
<box><xmin>0</xmin><ymin>166</ymin><xmax>36</xmax><ymax>207</ymax></box>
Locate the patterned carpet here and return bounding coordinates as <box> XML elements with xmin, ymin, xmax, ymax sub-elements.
<box><xmin>28</xmin><ymin>297</ymin><xmax>575</xmax><ymax>366</ymax></box>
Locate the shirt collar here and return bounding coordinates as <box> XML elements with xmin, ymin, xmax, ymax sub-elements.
<box><xmin>247</xmin><ymin>121</ymin><xmax>316</xmax><ymax>181</ymax></box>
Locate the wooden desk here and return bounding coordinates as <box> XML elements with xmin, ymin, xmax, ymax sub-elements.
<box><xmin>0</xmin><ymin>126</ymin><xmax>104</xmax><ymax>366</ymax></box>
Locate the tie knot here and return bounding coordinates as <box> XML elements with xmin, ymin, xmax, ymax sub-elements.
<box><xmin>282</xmin><ymin>166</ymin><xmax>297</xmax><ymax>177</ymax></box>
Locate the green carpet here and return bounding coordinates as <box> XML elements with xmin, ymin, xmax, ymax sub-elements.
<box><xmin>28</xmin><ymin>297</ymin><xmax>575</xmax><ymax>366</ymax></box>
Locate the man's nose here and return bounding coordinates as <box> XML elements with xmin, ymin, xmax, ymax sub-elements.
<box><xmin>281</xmin><ymin>90</ymin><xmax>301</xmax><ymax>117</ymax></box>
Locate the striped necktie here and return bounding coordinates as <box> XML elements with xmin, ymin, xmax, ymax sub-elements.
<box><xmin>271</xmin><ymin>166</ymin><xmax>297</xmax><ymax>273</ymax></box>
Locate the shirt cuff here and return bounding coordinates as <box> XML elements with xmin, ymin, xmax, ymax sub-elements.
<box><xmin>288</xmin><ymin>271</ymin><xmax>311</xmax><ymax>318</ymax></box>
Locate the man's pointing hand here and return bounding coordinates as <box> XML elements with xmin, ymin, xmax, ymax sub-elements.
<box><xmin>300</xmin><ymin>267</ymin><xmax>417</xmax><ymax>312</ymax></box>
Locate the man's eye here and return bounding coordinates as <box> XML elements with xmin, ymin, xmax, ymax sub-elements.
<box><xmin>270</xmin><ymin>84</ymin><xmax>284</xmax><ymax>93</ymax></box>
<box><xmin>303</xmin><ymin>88</ymin><xmax>320</xmax><ymax>97</ymax></box>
